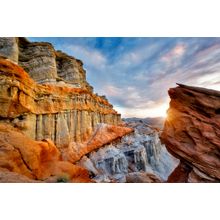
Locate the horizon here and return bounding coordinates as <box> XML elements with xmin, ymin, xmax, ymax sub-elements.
<box><xmin>29</xmin><ymin>37</ymin><xmax>220</xmax><ymax>118</ymax></box>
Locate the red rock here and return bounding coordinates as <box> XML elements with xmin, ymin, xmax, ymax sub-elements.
<box><xmin>167</xmin><ymin>162</ymin><xmax>192</xmax><ymax>183</ymax></box>
<box><xmin>161</xmin><ymin>84</ymin><xmax>220</xmax><ymax>182</ymax></box>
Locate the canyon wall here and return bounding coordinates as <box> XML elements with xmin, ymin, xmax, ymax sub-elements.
<box><xmin>161</xmin><ymin>84</ymin><xmax>220</xmax><ymax>182</ymax></box>
<box><xmin>0</xmin><ymin>37</ymin><xmax>121</xmax><ymax>149</ymax></box>
<box><xmin>0</xmin><ymin>37</ymin><xmax>132</xmax><ymax>182</ymax></box>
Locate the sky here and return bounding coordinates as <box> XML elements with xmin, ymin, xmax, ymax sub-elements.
<box><xmin>29</xmin><ymin>37</ymin><xmax>220</xmax><ymax>118</ymax></box>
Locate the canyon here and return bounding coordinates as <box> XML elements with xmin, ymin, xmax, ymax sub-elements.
<box><xmin>0</xmin><ymin>37</ymin><xmax>219</xmax><ymax>183</ymax></box>
<box><xmin>78</xmin><ymin>119</ymin><xmax>178</xmax><ymax>183</ymax></box>
<box><xmin>0</xmin><ymin>37</ymin><xmax>177</xmax><ymax>183</ymax></box>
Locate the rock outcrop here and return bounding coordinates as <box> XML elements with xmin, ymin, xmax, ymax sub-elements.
<box><xmin>0</xmin><ymin>123</ymin><xmax>92</xmax><ymax>182</ymax></box>
<box><xmin>0</xmin><ymin>37</ymin><xmax>92</xmax><ymax>90</ymax></box>
<box><xmin>161</xmin><ymin>84</ymin><xmax>220</xmax><ymax>182</ymax></box>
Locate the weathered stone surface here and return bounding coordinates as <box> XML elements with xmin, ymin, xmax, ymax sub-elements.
<box><xmin>64</xmin><ymin>123</ymin><xmax>133</xmax><ymax>163</ymax></box>
<box><xmin>56</xmin><ymin>51</ymin><xmax>93</xmax><ymax>91</ymax></box>
<box><xmin>19</xmin><ymin>38</ymin><xmax>58</xmax><ymax>83</ymax></box>
<box><xmin>0</xmin><ymin>169</ymin><xmax>39</xmax><ymax>183</ymax></box>
<box><xmin>167</xmin><ymin>162</ymin><xmax>192</xmax><ymax>183</ymax></box>
<box><xmin>0</xmin><ymin>37</ymin><xmax>132</xmax><ymax>182</ymax></box>
<box><xmin>0</xmin><ymin>38</ymin><xmax>19</xmax><ymax>63</ymax></box>
<box><xmin>79</xmin><ymin>119</ymin><xmax>178</xmax><ymax>182</ymax></box>
<box><xmin>161</xmin><ymin>84</ymin><xmax>220</xmax><ymax>182</ymax></box>
<box><xmin>0</xmin><ymin>57</ymin><xmax>121</xmax><ymax>148</ymax></box>
<box><xmin>0</xmin><ymin>37</ymin><xmax>94</xmax><ymax>91</ymax></box>
<box><xmin>126</xmin><ymin>171</ymin><xmax>162</xmax><ymax>183</ymax></box>
<box><xmin>0</xmin><ymin>123</ymin><xmax>92</xmax><ymax>182</ymax></box>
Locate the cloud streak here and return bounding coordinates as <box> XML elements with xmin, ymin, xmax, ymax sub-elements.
<box><xmin>29</xmin><ymin>37</ymin><xmax>220</xmax><ymax>118</ymax></box>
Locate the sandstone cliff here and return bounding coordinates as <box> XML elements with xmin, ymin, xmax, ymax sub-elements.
<box><xmin>0</xmin><ymin>38</ymin><xmax>122</xmax><ymax>145</ymax></box>
<box><xmin>0</xmin><ymin>37</ymin><xmax>132</xmax><ymax>182</ymax></box>
<box><xmin>161</xmin><ymin>84</ymin><xmax>220</xmax><ymax>182</ymax></box>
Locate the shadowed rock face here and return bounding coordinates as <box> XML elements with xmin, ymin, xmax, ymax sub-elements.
<box><xmin>161</xmin><ymin>84</ymin><xmax>220</xmax><ymax>182</ymax></box>
<box><xmin>0</xmin><ymin>38</ymin><xmax>19</xmax><ymax>62</ymax></box>
<box><xmin>0</xmin><ymin>37</ymin><xmax>93</xmax><ymax>91</ymax></box>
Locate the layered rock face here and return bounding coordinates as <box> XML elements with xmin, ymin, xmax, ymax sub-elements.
<box><xmin>0</xmin><ymin>37</ymin><xmax>129</xmax><ymax>182</ymax></box>
<box><xmin>0</xmin><ymin>38</ymin><xmax>19</xmax><ymax>62</ymax></box>
<box><xmin>0</xmin><ymin>38</ymin><xmax>121</xmax><ymax>148</ymax></box>
<box><xmin>161</xmin><ymin>84</ymin><xmax>220</xmax><ymax>182</ymax></box>
<box><xmin>78</xmin><ymin>119</ymin><xmax>178</xmax><ymax>182</ymax></box>
<box><xmin>0</xmin><ymin>37</ymin><xmax>92</xmax><ymax>91</ymax></box>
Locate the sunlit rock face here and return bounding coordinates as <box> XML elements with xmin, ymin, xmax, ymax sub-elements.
<box><xmin>0</xmin><ymin>38</ymin><xmax>122</xmax><ymax>148</ymax></box>
<box><xmin>0</xmin><ymin>37</ymin><xmax>128</xmax><ymax>182</ymax></box>
<box><xmin>161</xmin><ymin>84</ymin><xmax>220</xmax><ymax>182</ymax></box>
<box><xmin>78</xmin><ymin>119</ymin><xmax>179</xmax><ymax>182</ymax></box>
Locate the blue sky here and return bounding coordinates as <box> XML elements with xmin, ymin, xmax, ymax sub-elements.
<box><xmin>29</xmin><ymin>37</ymin><xmax>220</xmax><ymax>118</ymax></box>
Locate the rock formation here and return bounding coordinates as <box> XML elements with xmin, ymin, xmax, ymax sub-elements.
<box><xmin>161</xmin><ymin>84</ymin><xmax>220</xmax><ymax>182</ymax></box>
<box><xmin>0</xmin><ymin>37</ymin><xmax>132</xmax><ymax>182</ymax></box>
<box><xmin>0</xmin><ymin>38</ymin><xmax>122</xmax><ymax>145</ymax></box>
<box><xmin>0</xmin><ymin>123</ymin><xmax>92</xmax><ymax>182</ymax></box>
<box><xmin>78</xmin><ymin>119</ymin><xmax>178</xmax><ymax>182</ymax></box>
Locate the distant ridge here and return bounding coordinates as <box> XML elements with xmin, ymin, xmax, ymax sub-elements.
<box><xmin>123</xmin><ymin>117</ymin><xmax>165</xmax><ymax>129</ymax></box>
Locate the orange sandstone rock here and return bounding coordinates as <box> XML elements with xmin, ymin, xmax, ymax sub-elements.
<box><xmin>161</xmin><ymin>84</ymin><xmax>220</xmax><ymax>182</ymax></box>
<box><xmin>62</xmin><ymin>124</ymin><xmax>134</xmax><ymax>163</ymax></box>
<box><xmin>0</xmin><ymin>123</ymin><xmax>92</xmax><ymax>182</ymax></box>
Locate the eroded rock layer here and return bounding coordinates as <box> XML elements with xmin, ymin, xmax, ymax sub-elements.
<box><xmin>0</xmin><ymin>123</ymin><xmax>92</xmax><ymax>182</ymax></box>
<box><xmin>0</xmin><ymin>37</ymin><xmax>93</xmax><ymax>91</ymax></box>
<box><xmin>0</xmin><ymin>54</ymin><xmax>121</xmax><ymax>147</ymax></box>
<box><xmin>0</xmin><ymin>37</ymin><xmax>128</xmax><ymax>182</ymax></box>
<box><xmin>161</xmin><ymin>84</ymin><xmax>220</xmax><ymax>182</ymax></box>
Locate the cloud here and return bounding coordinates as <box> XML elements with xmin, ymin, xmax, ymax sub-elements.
<box><xmin>29</xmin><ymin>37</ymin><xmax>220</xmax><ymax>118</ymax></box>
<box><xmin>161</xmin><ymin>44</ymin><xmax>186</xmax><ymax>63</ymax></box>
<box><xmin>66</xmin><ymin>44</ymin><xmax>107</xmax><ymax>69</ymax></box>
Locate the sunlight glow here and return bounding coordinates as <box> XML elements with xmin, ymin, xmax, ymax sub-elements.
<box><xmin>115</xmin><ymin>102</ymin><xmax>169</xmax><ymax>118</ymax></box>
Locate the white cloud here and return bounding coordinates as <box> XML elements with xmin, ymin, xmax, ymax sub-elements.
<box><xmin>59</xmin><ymin>39</ymin><xmax>220</xmax><ymax>118</ymax></box>
<box><xmin>115</xmin><ymin>102</ymin><xmax>169</xmax><ymax>118</ymax></box>
<box><xmin>118</xmin><ymin>43</ymin><xmax>160</xmax><ymax>67</ymax></box>
<box><xmin>195</xmin><ymin>72</ymin><xmax>220</xmax><ymax>90</ymax></box>
<box><xmin>67</xmin><ymin>45</ymin><xmax>107</xmax><ymax>69</ymax></box>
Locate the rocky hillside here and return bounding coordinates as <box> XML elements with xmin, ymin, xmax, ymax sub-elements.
<box><xmin>0</xmin><ymin>37</ymin><xmax>133</xmax><ymax>182</ymax></box>
<box><xmin>161</xmin><ymin>84</ymin><xmax>220</xmax><ymax>182</ymax></box>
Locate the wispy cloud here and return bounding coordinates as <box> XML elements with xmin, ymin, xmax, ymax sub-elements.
<box><xmin>66</xmin><ymin>45</ymin><xmax>107</xmax><ymax>69</ymax></box>
<box><xmin>161</xmin><ymin>44</ymin><xmax>186</xmax><ymax>63</ymax></box>
<box><xmin>29</xmin><ymin>37</ymin><xmax>220</xmax><ymax>118</ymax></box>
